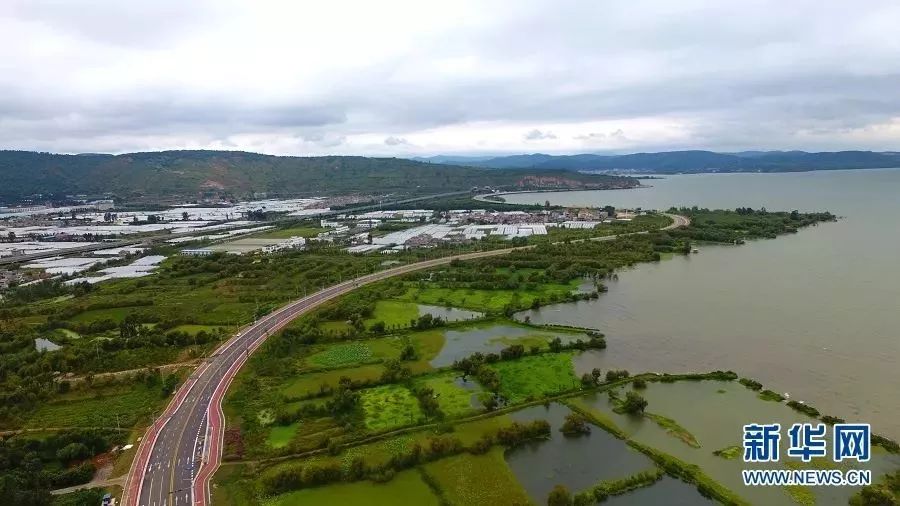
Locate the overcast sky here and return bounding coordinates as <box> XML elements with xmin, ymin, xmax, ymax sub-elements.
<box><xmin>2</xmin><ymin>0</ymin><xmax>899</xmax><ymax>156</ymax></box>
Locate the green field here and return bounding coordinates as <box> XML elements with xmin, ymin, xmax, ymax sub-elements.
<box><xmin>306</xmin><ymin>341</ymin><xmax>381</xmax><ymax>368</ymax></box>
<box><xmin>262</xmin><ymin>468</ymin><xmax>440</xmax><ymax>506</ymax></box>
<box><xmin>16</xmin><ymin>383</ymin><xmax>165</xmax><ymax>429</ymax></box>
<box><xmin>170</xmin><ymin>324</ymin><xmax>227</xmax><ymax>335</ymax></box>
<box><xmin>416</xmin><ymin>373</ymin><xmax>480</xmax><ymax>418</ymax></box>
<box><xmin>360</xmin><ymin>385</ymin><xmax>423</xmax><ymax>432</ymax></box>
<box><xmin>422</xmin><ymin>448</ymin><xmax>531</xmax><ymax>505</ymax></box>
<box><xmin>318</xmin><ymin>320</ymin><xmax>352</xmax><ymax>334</ymax></box>
<box><xmin>280</xmin><ymin>364</ymin><xmax>386</xmax><ymax>398</ymax></box>
<box><xmin>397</xmin><ymin>279</ymin><xmax>581</xmax><ymax>314</ymax></box>
<box><xmin>69</xmin><ymin>306</ymin><xmax>142</xmax><ymax>324</ymax></box>
<box><xmin>365</xmin><ymin>300</ymin><xmax>421</xmax><ymax>328</ymax></box>
<box><xmin>491</xmin><ymin>352</ymin><xmax>578</xmax><ymax>403</ymax></box>
<box><xmin>266</xmin><ymin>423</ymin><xmax>300</xmax><ymax>449</ymax></box>
<box><xmin>254</xmin><ymin>226</ymin><xmax>323</xmax><ymax>239</ymax></box>
<box><xmin>53</xmin><ymin>328</ymin><xmax>83</xmax><ymax>339</ymax></box>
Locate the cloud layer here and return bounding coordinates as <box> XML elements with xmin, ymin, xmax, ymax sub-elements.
<box><xmin>1</xmin><ymin>0</ymin><xmax>899</xmax><ymax>155</ymax></box>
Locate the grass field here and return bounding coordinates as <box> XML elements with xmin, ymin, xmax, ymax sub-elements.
<box><xmin>491</xmin><ymin>352</ymin><xmax>578</xmax><ymax>403</ymax></box>
<box><xmin>645</xmin><ymin>412</ymin><xmax>702</xmax><ymax>448</ymax></box>
<box><xmin>53</xmin><ymin>328</ymin><xmax>83</xmax><ymax>339</ymax></box>
<box><xmin>422</xmin><ymin>448</ymin><xmax>531</xmax><ymax>506</ymax></box>
<box><xmin>170</xmin><ymin>324</ymin><xmax>227</xmax><ymax>335</ymax></box>
<box><xmin>69</xmin><ymin>306</ymin><xmax>142</xmax><ymax>324</ymax></box>
<box><xmin>303</xmin><ymin>329</ymin><xmax>445</xmax><ymax>371</ymax></box>
<box><xmin>15</xmin><ymin>383</ymin><xmax>165</xmax><ymax>429</ymax></box>
<box><xmin>262</xmin><ymin>468</ymin><xmax>440</xmax><ymax>506</ymax></box>
<box><xmin>280</xmin><ymin>364</ymin><xmax>386</xmax><ymax>398</ymax></box>
<box><xmin>398</xmin><ymin>282</ymin><xmax>577</xmax><ymax>313</ymax></box>
<box><xmin>416</xmin><ymin>373</ymin><xmax>480</xmax><ymax>418</ymax></box>
<box><xmin>306</xmin><ymin>341</ymin><xmax>379</xmax><ymax>368</ymax></box>
<box><xmin>254</xmin><ymin>226</ymin><xmax>323</xmax><ymax>239</ymax></box>
<box><xmin>266</xmin><ymin>422</ymin><xmax>300</xmax><ymax>449</ymax></box>
<box><xmin>318</xmin><ymin>320</ymin><xmax>352</xmax><ymax>334</ymax></box>
<box><xmin>364</xmin><ymin>300</ymin><xmax>420</xmax><ymax>328</ymax></box>
<box><xmin>449</xmin><ymin>414</ymin><xmax>514</xmax><ymax>445</ymax></box>
<box><xmin>360</xmin><ymin>384</ymin><xmax>423</xmax><ymax>432</ymax></box>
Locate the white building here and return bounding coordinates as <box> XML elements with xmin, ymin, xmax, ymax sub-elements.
<box><xmin>180</xmin><ymin>248</ymin><xmax>214</xmax><ymax>256</ymax></box>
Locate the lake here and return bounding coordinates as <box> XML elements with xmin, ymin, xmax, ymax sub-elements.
<box><xmin>504</xmin><ymin>168</ymin><xmax>900</xmax><ymax>438</ymax></box>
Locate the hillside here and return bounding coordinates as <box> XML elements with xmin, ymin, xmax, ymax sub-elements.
<box><xmin>0</xmin><ymin>150</ymin><xmax>638</xmax><ymax>204</ymax></box>
<box><xmin>417</xmin><ymin>150</ymin><xmax>900</xmax><ymax>173</ymax></box>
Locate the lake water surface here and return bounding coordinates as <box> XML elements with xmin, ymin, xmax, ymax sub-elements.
<box><xmin>505</xmin><ymin>168</ymin><xmax>900</xmax><ymax>438</ymax></box>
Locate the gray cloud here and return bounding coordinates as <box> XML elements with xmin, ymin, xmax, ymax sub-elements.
<box><xmin>384</xmin><ymin>136</ymin><xmax>409</xmax><ymax>146</ymax></box>
<box><xmin>524</xmin><ymin>129</ymin><xmax>557</xmax><ymax>141</ymax></box>
<box><xmin>1</xmin><ymin>0</ymin><xmax>898</xmax><ymax>154</ymax></box>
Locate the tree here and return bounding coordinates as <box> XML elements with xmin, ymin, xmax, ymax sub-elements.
<box><xmin>548</xmin><ymin>337</ymin><xmax>563</xmax><ymax>352</ymax></box>
<box><xmin>329</xmin><ymin>376</ymin><xmax>360</xmax><ymax>414</ymax></box>
<box><xmin>580</xmin><ymin>373</ymin><xmax>596</xmax><ymax>388</ymax></box>
<box><xmin>479</xmin><ymin>392</ymin><xmax>498</xmax><ymax>411</ymax></box>
<box><xmin>56</xmin><ymin>442</ymin><xmax>90</xmax><ymax>463</ymax></box>
<box><xmin>400</xmin><ymin>343</ymin><xmax>417</xmax><ymax>361</ymax></box>
<box><xmin>161</xmin><ymin>375</ymin><xmax>179</xmax><ymax>396</ymax></box>
<box><xmin>119</xmin><ymin>314</ymin><xmax>140</xmax><ymax>341</ymax></box>
<box><xmin>548</xmin><ymin>484</ymin><xmax>573</xmax><ymax>506</ymax></box>
<box><xmin>182</xmin><ymin>211</ymin><xmax>189</xmax><ymax>221</ymax></box>
<box><xmin>632</xmin><ymin>378</ymin><xmax>647</xmax><ymax>389</ymax></box>
<box><xmin>559</xmin><ymin>413</ymin><xmax>591</xmax><ymax>436</ymax></box>
<box><xmin>380</xmin><ymin>359</ymin><xmax>411</xmax><ymax>383</ymax></box>
<box><xmin>621</xmin><ymin>391</ymin><xmax>648</xmax><ymax>414</ymax></box>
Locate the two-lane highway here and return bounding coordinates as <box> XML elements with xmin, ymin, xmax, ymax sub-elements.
<box><xmin>122</xmin><ymin>215</ymin><xmax>688</xmax><ymax>506</ymax></box>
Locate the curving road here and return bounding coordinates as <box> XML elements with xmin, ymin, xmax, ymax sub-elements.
<box><xmin>122</xmin><ymin>214</ymin><xmax>688</xmax><ymax>506</ymax></box>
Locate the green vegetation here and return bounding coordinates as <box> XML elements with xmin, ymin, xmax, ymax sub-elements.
<box><xmin>616</xmin><ymin>391</ymin><xmax>649</xmax><ymax>415</ymax></box>
<box><xmin>0</xmin><ymin>150</ymin><xmax>638</xmax><ymax>202</ymax></box>
<box><xmin>667</xmin><ymin>207</ymin><xmax>835</xmax><ymax>243</ymax></box>
<box><xmin>280</xmin><ymin>364</ymin><xmax>386</xmax><ymax>399</ymax></box>
<box><xmin>254</xmin><ymin>226</ymin><xmax>323</xmax><ymax>239</ymax></box>
<box><xmin>262</xmin><ymin>468</ymin><xmax>440</xmax><ymax>506</ymax></box>
<box><xmin>421</xmin><ymin>448</ymin><xmax>532</xmax><ymax>506</ymax></box>
<box><xmin>1</xmin><ymin>248</ymin><xmax>388</xmax><ymax>428</ymax></box>
<box><xmin>0</xmin><ymin>429</ymin><xmax>125</xmax><ymax>503</ymax></box>
<box><xmin>784</xmin><ymin>484</ymin><xmax>816</xmax><ymax>506</ymax></box>
<box><xmin>0</xmin><ymin>202</ymin><xmax>855</xmax><ymax>504</ymax></box>
<box><xmin>307</xmin><ymin>342</ymin><xmax>378</xmax><ymax>368</ymax></box>
<box><xmin>21</xmin><ymin>379</ymin><xmax>175</xmax><ymax>429</ymax></box>
<box><xmin>849</xmin><ymin>469</ymin><xmax>899</xmax><ymax>506</ymax></box>
<box><xmin>267</xmin><ymin>423</ymin><xmax>301</xmax><ymax>449</ymax></box>
<box><xmin>415</xmin><ymin>374</ymin><xmax>479</xmax><ymax>418</ymax></box>
<box><xmin>360</xmin><ymin>385</ymin><xmax>423</xmax><ymax>432</ymax></box>
<box><xmin>491</xmin><ymin>352</ymin><xmax>578</xmax><ymax>403</ymax></box>
<box><xmin>365</xmin><ymin>300</ymin><xmax>421</xmax><ymax>328</ymax></box>
<box><xmin>574</xmin><ymin>468</ymin><xmax>664</xmax><ymax>503</ymax></box>
<box><xmin>758</xmin><ymin>389</ymin><xmax>786</xmax><ymax>402</ymax></box>
<box><xmin>712</xmin><ymin>445</ymin><xmax>742</xmax><ymax>460</ymax></box>
<box><xmin>645</xmin><ymin>412</ymin><xmax>701</xmax><ymax>448</ymax></box>
<box><xmin>627</xmin><ymin>439</ymin><xmax>750</xmax><ymax>505</ymax></box>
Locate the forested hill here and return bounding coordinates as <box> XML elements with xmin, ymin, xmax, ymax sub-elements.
<box><xmin>0</xmin><ymin>150</ymin><xmax>637</xmax><ymax>203</ymax></box>
<box><xmin>414</xmin><ymin>150</ymin><xmax>900</xmax><ymax>173</ymax></box>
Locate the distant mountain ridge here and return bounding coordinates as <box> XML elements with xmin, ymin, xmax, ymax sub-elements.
<box><xmin>0</xmin><ymin>150</ymin><xmax>637</xmax><ymax>204</ymax></box>
<box><xmin>414</xmin><ymin>150</ymin><xmax>900</xmax><ymax>173</ymax></box>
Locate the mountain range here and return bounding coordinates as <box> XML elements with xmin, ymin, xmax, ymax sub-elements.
<box><xmin>413</xmin><ymin>150</ymin><xmax>900</xmax><ymax>173</ymax></box>
<box><xmin>0</xmin><ymin>150</ymin><xmax>636</xmax><ymax>204</ymax></box>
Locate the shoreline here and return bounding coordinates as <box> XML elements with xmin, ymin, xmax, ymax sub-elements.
<box><xmin>473</xmin><ymin>184</ymin><xmax>653</xmax><ymax>204</ymax></box>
